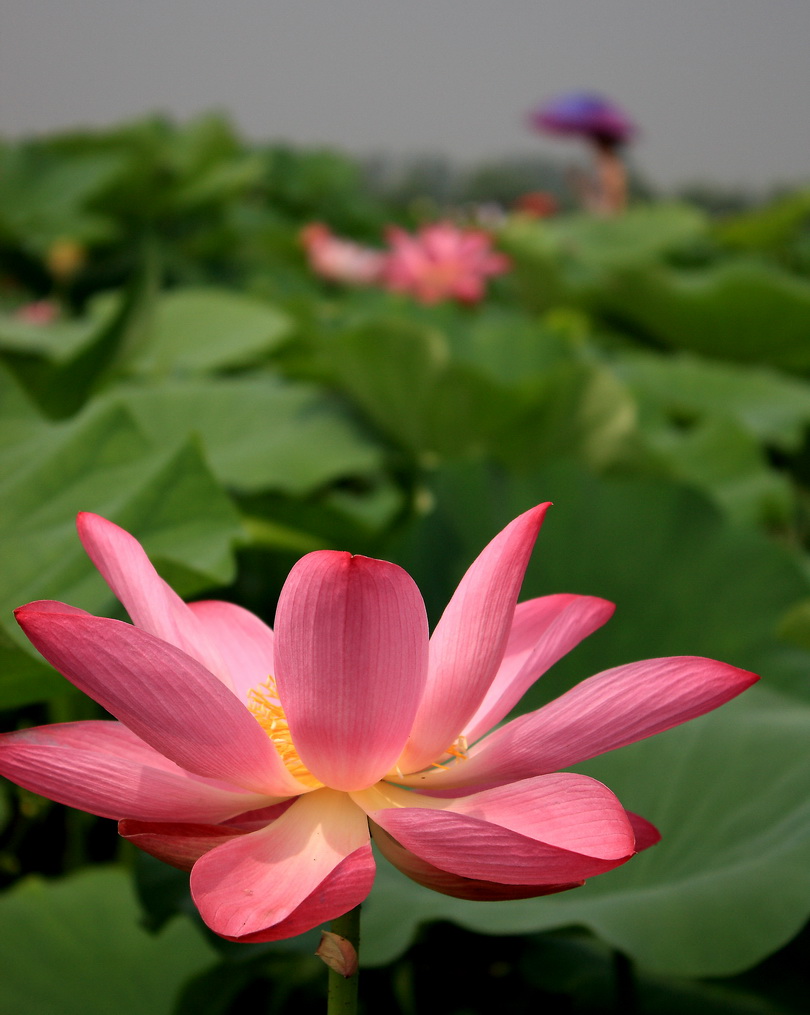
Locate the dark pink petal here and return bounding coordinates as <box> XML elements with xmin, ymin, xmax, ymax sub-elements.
<box><xmin>627</xmin><ymin>811</ymin><xmax>661</xmax><ymax>852</ymax></box>
<box><xmin>119</xmin><ymin>820</ymin><xmax>249</xmax><ymax>871</ymax></box>
<box><xmin>15</xmin><ymin>606</ymin><xmax>305</xmax><ymax>796</ymax></box>
<box><xmin>371</xmin><ymin>824</ymin><xmax>582</xmax><ymax>900</ymax></box>
<box><xmin>77</xmin><ymin>513</ymin><xmax>234</xmax><ymax>688</ymax></box>
<box><xmin>17</xmin><ymin>600</ymin><xmax>91</xmax><ymax>618</ymax></box>
<box><xmin>191</xmin><ymin>789</ymin><xmax>372</xmax><ymax>939</ymax></box>
<box><xmin>187</xmin><ymin>600</ymin><xmax>275</xmax><ymax>701</ymax></box>
<box><xmin>399</xmin><ymin>504</ymin><xmax>550</xmax><ymax>774</ymax></box>
<box><xmin>400</xmin><ymin>656</ymin><xmax>758</xmax><ymax>791</ymax></box>
<box><xmin>225</xmin><ymin>800</ymin><xmax>297</xmax><ymax>830</ymax></box>
<box><xmin>447</xmin><ymin>773</ymin><xmax>635</xmax><ymax>859</ymax></box>
<box><xmin>463</xmin><ymin>594</ymin><xmax>616</xmax><ymax>743</ymax></box>
<box><xmin>355</xmin><ymin>774</ymin><xmax>633</xmax><ymax>886</ymax></box>
<box><xmin>0</xmin><ymin>721</ymin><xmax>273</xmax><ymax>821</ymax></box>
<box><xmin>363</xmin><ymin>804</ymin><xmax>631</xmax><ymax>886</ymax></box>
<box><xmin>274</xmin><ymin>551</ymin><xmax>429</xmax><ymax>791</ymax></box>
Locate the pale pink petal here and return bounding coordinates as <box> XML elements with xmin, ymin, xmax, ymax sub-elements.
<box><xmin>371</xmin><ymin>824</ymin><xmax>582</xmax><ymax>900</ymax></box>
<box><xmin>191</xmin><ymin>789</ymin><xmax>372</xmax><ymax>939</ymax></box>
<box><xmin>301</xmin><ymin>223</ymin><xmax>384</xmax><ymax>286</ymax></box>
<box><xmin>356</xmin><ymin>778</ymin><xmax>633</xmax><ymax>885</ymax></box>
<box><xmin>398</xmin><ymin>504</ymin><xmax>550</xmax><ymax>774</ymax></box>
<box><xmin>463</xmin><ymin>594</ymin><xmax>616</xmax><ymax>743</ymax></box>
<box><xmin>119</xmin><ymin>820</ymin><xmax>250</xmax><ymax>871</ymax></box>
<box><xmin>14</xmin><ymin>605</ymin><xmax>305</xmax><ymax>796</ymax></box>
<box><xmin>187</xmin><ymin>600</ymin><xmax>275</xmax><ymax>701</ymax></box>
<box><xmin>399</xmin><ymin>656</ymin><xmax>758</xmax><ymax>791</ymax></box>
<box><xmin>219</xmin><ymin>845</ymin><xmax>375</xmax><ymax>944</ymax></box>
<box><xmin>76</xmin><ymin>513</ymin><xmax>234</xmax><ymax>688</ymax></box>
<box><xmin>274</xmin><ymin>551</ymin><xmax>429</xmax><ymax>791</ymax></box>
<box><xmin>0</xmin><ymin>721</ymin><xmax>274</xmax><ymax>822</ymax></box>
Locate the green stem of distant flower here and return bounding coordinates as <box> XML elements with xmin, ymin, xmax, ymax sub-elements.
<box><xmin>326</xmin><ymin>905</ymin><xmax>361</xmax><ymax>1015</ymax></box>
<box><xmin>613</xmin><ymin>949</ymin><xmax>637</xmax><ymax>1014</ymax></box>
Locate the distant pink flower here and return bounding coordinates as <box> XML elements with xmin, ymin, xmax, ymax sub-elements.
<box><xmin>0</xmin><ymin>510</ymin><xmax>756</xmax><ymax>942</ymax></box>
<box><xmin>381</xmin><ymin>222</ymin><xmax>511</xmax><ymax>304</ymax></box>
<box><xmin>14</xmin><ymin>299</ymin><xmax>60</xmax><ymax>325</ymax></box>
<box><xmin>300</xmin><ymin>223</ymin><xmax>385</xmax><ymax>286</ymax></box>
<box><xmin>513</xmin><ymin>191</ymin><xmax>559</xmax><ymax>219</ymax></box>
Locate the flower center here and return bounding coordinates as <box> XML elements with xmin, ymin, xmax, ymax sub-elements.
<box><xmin>247</xmin><ymin>678</ymin><xmax>322</xmax><ymax>788</ymax></box>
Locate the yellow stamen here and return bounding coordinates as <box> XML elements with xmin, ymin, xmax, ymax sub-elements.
<box><xmin>247</xmin><ymin>677</ymin><xmax>322</xmax><ymax>788</ymax></box>
<box><xmin>430</xmin><ymin>735</ymin><xmax>469</xmax><ymax>769</ymax></box>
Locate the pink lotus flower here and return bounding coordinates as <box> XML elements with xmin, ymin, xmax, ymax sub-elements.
<box><xmin>13</xmin><ymin>299</ymin><xmax>60</xmax><ymax>325</ymax></box>
<box><xmin>300</xmin><ymin>223</ymin><xmax>385</xmax><ymax>286</ymax></box>
<box><xmin>0</xmin><ymin>509</ymin><xmax>757</xmax><ymax>942</ymax></box>
<box><xmin>381</xmin><ymin>222</ymin><xmax>511</xmax><ymax>304</ymax></box>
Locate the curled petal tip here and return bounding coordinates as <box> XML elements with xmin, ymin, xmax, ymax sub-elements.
<box><xmin>15</xmin><ymin>600</ymin><xmax>89</xmax><ymax>626</ymax></box>
<box><xmin>627</xmin><ymin>812</ymin><xmax>661</xmax><ymax>853</ymax></box>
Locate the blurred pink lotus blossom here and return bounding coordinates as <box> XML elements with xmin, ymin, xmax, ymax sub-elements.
<box><xmin>381</xmin><ymin>222</ymin><xmax>511</xmax><ymax>304</ymax></box>
<box><xmin>0</xmin><ymin>510</ymin><xmax>756</xmax><ymax>942</ymax></box>
<box><xmin>513</xmin><ymin>191</ymin><xmax>559</xmax><ymax>219</ymax></box>
<box><xmin>300</xmin><ymin>223</ymin><xmax>385</xmax><ymax>286</ymax></box>
<box><xmin>13</xmin><ymin>299</ymin><xmax>60</xmax><ymax>325</ymax></box>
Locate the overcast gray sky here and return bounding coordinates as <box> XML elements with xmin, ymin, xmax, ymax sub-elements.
<box><xmin>2</xmin><ymin>1</ymin><xmax>808</xmax><ymax>191</ymax></box>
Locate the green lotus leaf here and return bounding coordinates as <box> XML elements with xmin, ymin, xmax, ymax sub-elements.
<box><xmin>105</xmin><ymin>376</ymin><xmax>381</xmax><ymax>495</ymax></box>
<box><xmin>0</xmin><ymin>867</ymin><xmax>215</xmax><ymax>1015</ymax></box>
<box><xmin>0</xmin><ymin>366</ymin><xmax>241</xmax><ymax>708</ymax></box>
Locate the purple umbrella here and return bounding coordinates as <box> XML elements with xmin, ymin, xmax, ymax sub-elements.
<box><xmin>528</xmin><ymin>92</ymin><xmax>638</xmax><ymax>214</ymax></box>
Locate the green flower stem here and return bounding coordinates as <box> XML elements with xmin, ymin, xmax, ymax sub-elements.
<box><xmin>326</xmin><ymin>905</ymin><xmax>361</xmax><ymax>1015</ymax></box>
<box><xmin>613</xmin><ymin>949</ymin><xmax>637</xmax><ymax>1014</ymax></box>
